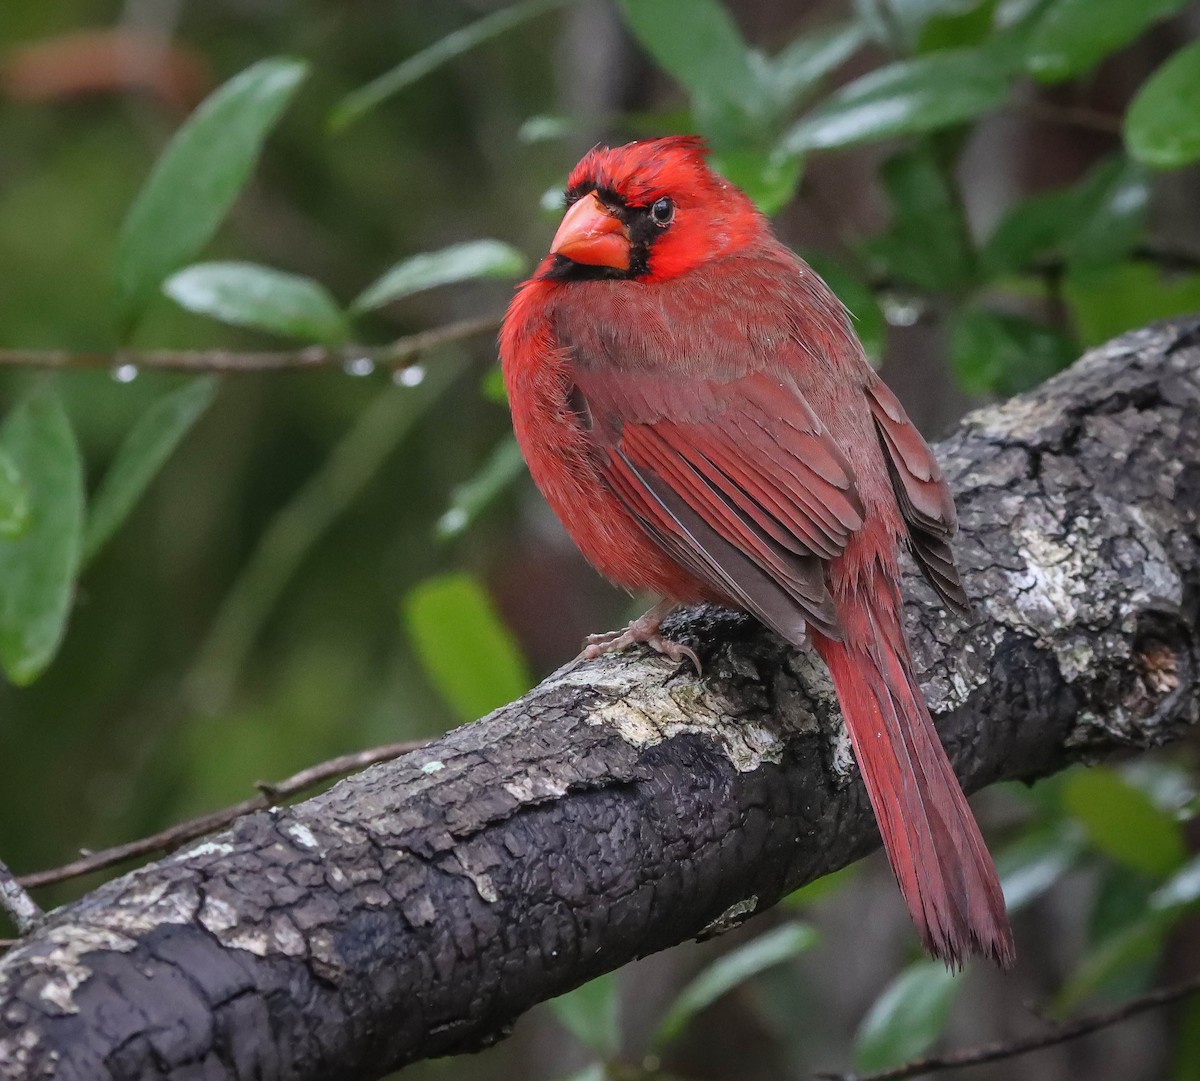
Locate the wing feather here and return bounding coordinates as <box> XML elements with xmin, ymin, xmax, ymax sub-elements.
<box><xmin>573</xmin><ymin>366</ymin><xmax>857</xmax><ymax>641</ymax></box>
<box><xmin>865</xmin><ymin>381</ymin><xmax>970</xmax><ymax>614</ymax></box>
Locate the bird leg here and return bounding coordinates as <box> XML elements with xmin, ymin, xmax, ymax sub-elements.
<box><xmin>582</xmin><ymin>600</ymin><xmax>701</xmax><ymax>674</ymax></box>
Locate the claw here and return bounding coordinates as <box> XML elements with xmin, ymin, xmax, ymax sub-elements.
<box><xmin>580</xmin><ymin>602</ymin><xmax>701</xmax><ymax>675</ymax></box>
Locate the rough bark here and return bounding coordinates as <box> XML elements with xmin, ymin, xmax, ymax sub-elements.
<box><xmin>2</xmin><ymin>320</ymin><xmax>1199</xmax><ymax>1081</ymax></box>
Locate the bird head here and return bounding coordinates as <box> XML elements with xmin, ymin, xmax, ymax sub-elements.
<box><xmin>541</xmin><ymin>136</ymin><xmax>763</xmax><ymax>284</ymax></box>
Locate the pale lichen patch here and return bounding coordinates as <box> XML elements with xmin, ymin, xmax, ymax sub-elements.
<box><xmin>7</xmin><ymin>923</ymin><xmax>142</xmax><ymax>1018</ymax></box>
<box><xmin>175</xmin><ymin>841</ymin><xmax>235</xmax><ymax>861</ymax></box>
<box><xmin>545</xmin><ymin>657</ymin><xmax>798</xmax><ymax>772</ymax></box>
<box><xmin>502</xmin><ymin>771</ymin><xmax>570</xmax><ymax>802</ymax></box>
<box><xmin>700</xmin><ymin>895</ymin><xmax>758</xmax><ymax>937</ymax></box>
<box><xmin>285</xmin><ymin>822</ymin><xmax>320</xmax><ymax>850</ymax></box>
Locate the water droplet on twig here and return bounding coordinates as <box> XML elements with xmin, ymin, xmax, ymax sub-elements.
<box><xmin>112</xmin><ymin>363</ymin><xmax>139</xmax><ymax>383</ymax></box>
<box><xmin>393</xmin><ymin>364</ymin><xmax>426</xmax><ymax>388</ymax></box>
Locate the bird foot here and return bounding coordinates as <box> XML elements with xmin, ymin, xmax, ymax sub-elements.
<box><xmin>582</xmin><ymin>604</ymin><xmax>701</xmax><ymax>675</ymax></box>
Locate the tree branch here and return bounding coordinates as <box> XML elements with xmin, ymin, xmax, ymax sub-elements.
<box><xmin>0</xmin><ymin>314</ymin><xmax>500</xmax><ymax>374</ymax></box>
<box><xmin>2</xmin><ymin>319</ymin><xmax>1199</xmax><ymax>1081</ymax></box>
<box><xmin>13</xmin><ymin>740</ymin><xmax>427</xmax><ymax>893</ymax></box>
<box><xmin>817</xmin><ymin>974</ymin><xmax>1200</xmax><ymax>1081</ymax></box>
<box><xmin>0</xmin><ymin>860</ymin><xmax>41</xmax><ymax>937</ymax></box>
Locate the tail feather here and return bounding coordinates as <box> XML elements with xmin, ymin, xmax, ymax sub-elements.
<box><xmin>812</xmin><ymin>574</ymin><xmax>1013</xmax><ymax>969</ymax></box>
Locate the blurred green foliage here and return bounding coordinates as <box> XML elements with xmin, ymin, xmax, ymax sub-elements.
<box><xmin>2</xmin><ymin>1</ymin><xmax>1200</xmax><ymax>1079</ymax></box>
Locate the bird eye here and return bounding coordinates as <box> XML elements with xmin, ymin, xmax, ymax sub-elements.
<box><xmin>650</xmin><ymin>197</ymin><xmax>674</xmax><ymax>225</ymax></box>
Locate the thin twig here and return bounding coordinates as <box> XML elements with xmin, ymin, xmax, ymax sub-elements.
<box><xmin>816</xmin><ymin>974</ymin><xmax>1200</xmax><ymax>1081</ymax></box>
<box><xmin>18</xmin><ymin>739</ymin><xmax>427</xmax><ymax>891</ymax></box>
<box><xmin>0</xmin><ymin>314</ymin><xmax>501</xmax><ymax>374</ymax></box>
<box><xmin>0</xmin><ymin>856</ymin><xmax>43</xmax><ymax>934</ymax></box>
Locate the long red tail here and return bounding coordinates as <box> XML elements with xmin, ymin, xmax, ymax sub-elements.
<box><xmin>812</xmin><ymin>568</ymin><xmax>1014</xmax><ymax>969</ymax></box>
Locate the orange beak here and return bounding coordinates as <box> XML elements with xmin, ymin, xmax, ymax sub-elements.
<box><xmin>550</xmin><ymin>191</ymin><xmax>630</xmax><ymax>271</ymax></box>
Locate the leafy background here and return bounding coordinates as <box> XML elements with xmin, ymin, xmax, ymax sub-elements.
<box><xmin>2</xmin><ymin>1</ymin><xmax>1200</xmax><ymax>1079</ymax></box>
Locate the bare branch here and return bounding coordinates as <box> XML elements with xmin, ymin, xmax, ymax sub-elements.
<box><xmin>1</xmin><ymin>319</ymin><xmax>1198</xmax><ymax>1080</ymax></box>
<box><xmin>817</xmin><ymin>975</ymin><xmax>1200</xmax><ymax>1081</ymax></box>
<box><xmin>0</xmin><ymin>314</ymin><xmax>500</xmax><ymax>374</ymax></box>
<box><xmin>16</xmin><ymin>740</ymin><xmax>426</xmax><ymax>892</ymax></box>
<box><xmin>0</xmin><ymin>859</ymin><xmax>41</xmax><ymax>936</ymax></box>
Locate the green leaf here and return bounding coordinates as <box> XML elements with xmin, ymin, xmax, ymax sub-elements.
<box><xmin>0</xmin><ymin>449</ymin><xmax>30</xmax><ymax>539</ymax></box>
<box><xmin>996</xmin><ymin>827</ymin><xmax>1083</xmax><ymax>912</ymax></box>
<box><xmin>1064</xmin><ymin>262</ymin><xmax>1200</xmax><ymax>346</ymax></box>
<box><xmin>331</xmin><ymin>0</ymin><xmax>571</xmax><ymax>130</ymax></box>
<box><xmin>1054</xmin><ymin>915</ymin><xmax>1167</xmax><ymax>1014</ymax></box>
<box><xmin>617</xmin><ymin>0</ymin><xmax>773</xmax><ymax>144</ymax></box>
<box><xmin>981</xmin><ymin>156</ymin><xmax>1149</xmax><ymax>276</ymax></box>
<box><xmin>781</xmin><ymin>864</ymin><xmax>857</xmax><ymax>907</ymax></box>
<box><xmin>83</xmin><ymin>377</ymin><xmax>218</xmax><ymax>566</ymax></box>
<box><xmin>163</xmin><ymin>262</ymin><xmax>348</xmax><ymax>343</ymax></box>
<box><xmin>115</xmin><ymin>58</ymin><xmax>308</xmax><ymax>334</ymax></box>
<box><xmin>917</xmin><ymin>0</ymin><xmax>999</xmax><ymax>52</ymax></box>
<box><xmin>654</xmin><ymin>923</ymin><xmax>816</xmax><ymax>1048</ymax></box>
<box><xmin>1125</xmin><ymin>39</ymin><xmax>1200</xmax><ymax>168</ymax></box>
<box><xmin>712</xmin><ymin>148</ymin><xmax>803</xmax><ymax>216</ymax></box>
<box><xmin>0</xmin><ymin>388</ymin><xmax>84</xmax><ymax>685</ymax></box>
<box><xmin>855</xmin><ymin>961</ymin><xmax>963</xmax><ymax>1072</ymax></box>
<box><xmin>782</xmin><ymin>48</ymin><xmax>1012</xmax><ymax>153</ymax></box>
<box><xmin>1151</xmin><ymin>854</ymin><xmax>1200</xmax><ymax>911</ymax></box>
<box><xmin>437</xmin><ymin>436</ymin><xmax>526</xmax><ymax>539</ymax></box>
<box><xmin>770</xmin><ymin>21</ymin><xmax>867</xmax><ymax>108</ymax></box>
<box><xmin>853</xmin><ymin>0</ymin><xmax>987</xmax><ymax>49</ymax></box>
<box><xmin>403</xmin><ymin>572</ymin><xmax>531</xmax><ymax>722</ymax></box>
<box><xmin>482</xmin><ymin>365</ymin><xmax>509</xmax><ymax>404</ymax></box>
<box><xmin>1028</xmin><ymin>0</ymin><xmax>1190</xmax><ymax>83</ymax></box>
<box><xmin>1062</xmin><ymin>767</ymin><xmax>1188</xmax><ymax>877</ymax></box>
<box><xmin>548</xmin><ymin>974</ymin><xmax>620</xmax><ymax>1057</ymax></box>
<box><xmin>352</xmin><ymin>240</ymin><xmax>527</xmax><ymax>314</ymax></box>
<box><xmin>866</xmin><ymin>147</ymin><xmax>975</xmax><ymax>292</ymax></box>
<box><xmin>949</xmin><ymin>309</ymin><xmax>1077</xmax><ymax>396</ymax></box>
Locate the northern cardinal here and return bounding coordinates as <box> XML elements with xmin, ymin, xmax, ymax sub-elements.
<box><xmin>500</xmin><ymin>136</ymin><xmax>1013</xmax><ymax>967</ymax></box>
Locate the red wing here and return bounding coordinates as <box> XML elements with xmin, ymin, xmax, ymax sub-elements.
<box><xmin>573</xmin><ymin>367</ymin><xmax>865</xmax><ymax>642</ymax></box>
<box><xmin>865</xmin><ymin>380</ymin><xmax>970</xmax><ymax>614</ymax></box>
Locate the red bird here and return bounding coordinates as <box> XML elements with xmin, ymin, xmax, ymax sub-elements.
<box><xmin>500</xmin><ymin>136</ymin><xmax>1013</xmax><ymax>967</ymax></box>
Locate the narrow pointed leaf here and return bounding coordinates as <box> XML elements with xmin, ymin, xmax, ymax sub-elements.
<box><xmin>0</xmin><ymin>388</ymin><xmax>84</xmax><ymax>684</ymax></box>
<box><xmin>618</xmin><ymin>0</ymin><xmax>772</xmax><ymax>140</ymax></box>
<box><xmin>782</xmin><ymin>48</ymin><xmax>1011</xmax><ymax>153</ymax></box>
<box><xmin>855</xmin><ymin>961</ymin><xmax>962</xmax><ymax>1071</ymax></box>
<box><xmin>548</xmin><ymin>974</ymin><xmax>620</xmax><ymax>1057</ymax></box>
<box><xmin>331</xmin><ymin>0</ymin><xmax>570</xmax><ymax>130</ymax></box>
<box><xmin>116</xmin><ymin>58</ymin><xmax>309</xmax><ymax>332</ymax></box>
<box><xmin>352</xmin><ymin>240</ymin><xmax>526</xmax><ymax>314</ymax></box>
<box><xmin>654</xmin><ymin>923</ymin><xmax>816</xmax><ymax>1048</ymax></box>
<box><xmin>0</xmin><ymin>449</ymin><xmax>30</xmax><ymax>539</ymax></box>
<box><xmin>771</xmin><ymin>21</ymin><xmax>867</xmax><ymax>107</ymax></box>
<box><xmin>1028</xmin><ymin>0</ymin><xmax>1190</xmax><ymax>84</ymax></box>
<box><xmin>997</xmin><ymin>827</ymin><xmax>1083</xmax><ymax>912</ymax></box>
<box><xmin>1063</xmin><ymin>766</ymin><xmax>1188</xmax><ymax>877</ymax></box>
<box><xmin>1125</xmin><ymin>40</ymin><xmax>1200</xmax><ymax>168</ymax></box>
<box><xmin>950</xmin><ymin>309</ymin><xmax>1076</xmax><ymax>396</ymax></box>
<box><xmin>83</xmin><ymin>377</ymin><xmax>218</xmax><ymax>565</ymax></box>
<box><xmin>1064</xmin><ymin>263</ymin><xmax>1200</xmax><ymax>346</ymax></box>
<box><xmin>982</xmin><ymin>156</ymin><xmax>1150</xmax><ymax>276</ymax></box>
<box><xmin>437</xmin><ymin>435</ymin><xmax>526</xmax><ymax>539</ymax></box>
<box><xmin>403</xmin><ymin>573</ymin><xmax>531</xmax><ymax>722</ymax></box>
<box><xmin>1152</xmin><ymin>854</ymin><xmax>1200</xmax><ymax>911</ymax></box>
<box><xmin>164</xmin><ymin>262</ymin><xmax>348</xmax><ymax>343</ymax></box>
